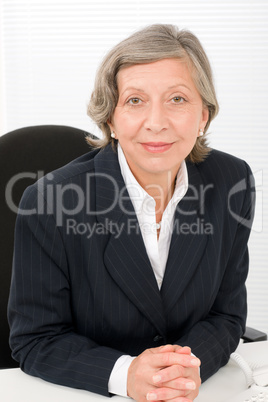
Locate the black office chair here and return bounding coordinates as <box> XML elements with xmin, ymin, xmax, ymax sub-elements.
<box><xmin>0</xmin><ymin>125</ymin><xmax>94</xmax><ymax>368</ymax></box>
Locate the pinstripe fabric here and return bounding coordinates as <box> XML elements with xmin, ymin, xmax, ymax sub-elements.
<box><xmin>8</xmin><ymin>144</ymin><xmax>255</xmax><ymax>396</ymax></box>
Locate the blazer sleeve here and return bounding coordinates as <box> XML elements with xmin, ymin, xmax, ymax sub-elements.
<box><xmin>175</xmin><ymin>161</ymin><xmax>255</xmax><ymax>382</ymax></box>
<box><xmin>8</xmin><ymin>184</ymin><xmax>123</xmax><ymax>397</ymax></box>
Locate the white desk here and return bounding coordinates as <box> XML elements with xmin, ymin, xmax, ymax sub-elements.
<box><xmin>1</xmin><ymin>341</ymin><xmax>267</xmax><ymax>402</ymax></box>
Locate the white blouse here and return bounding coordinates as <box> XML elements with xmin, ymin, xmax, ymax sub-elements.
<box><xmin>108</xmin><ymin>143</ymin><xmax>188</xmax><ymax>397</ymax></box>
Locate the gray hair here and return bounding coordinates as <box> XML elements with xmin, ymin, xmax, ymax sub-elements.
<box><xmin>87</xmin><ymin>24</ymin><xmax>219</xmax><ymax>163</ymax></box>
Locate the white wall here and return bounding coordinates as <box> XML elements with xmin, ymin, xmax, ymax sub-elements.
<box><xmin>0</xmin><ymin>4</ymin><xmax>6</xmax><ymax>135</ymax></box>
<box><xmin>1</xmin><ymin>0</ymin><xmax>267</xmax><ymax>335</ymax></box>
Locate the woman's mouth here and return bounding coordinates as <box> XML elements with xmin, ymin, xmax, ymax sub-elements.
<box><xmin>140</xmin><ymin>142</ymin><xmax>174</xmax><ymax>153</ymax></box>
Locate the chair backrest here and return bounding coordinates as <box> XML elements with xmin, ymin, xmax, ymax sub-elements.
<box><xmin>0</xmin><ymin>125</ymin><xmax>93</xmax><ymax>368</ymax></box>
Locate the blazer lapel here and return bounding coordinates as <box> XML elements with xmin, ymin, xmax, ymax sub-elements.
<box><xmin>93</xmin><ymin>145</ymin><xmax>167</xmax><ymax>336</ymax></box>
<box><xmin>161</xmin><ymin>161</ymin><xmax>210</xmax><ymax>313</ymax></box>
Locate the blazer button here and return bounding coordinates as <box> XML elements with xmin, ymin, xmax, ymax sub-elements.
<box><xmin>153</xmin><ymin>335</ymin><xmax>163</xmax><ymax>342</ymax></box>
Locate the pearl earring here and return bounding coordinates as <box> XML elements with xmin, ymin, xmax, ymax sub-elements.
<box><xmin>111</xmin><ymin>131</ymin><xmax>116</xmax><ymax>139</ymax></box>
<box><xmin>199</xmin><ymin>129</ymin><xmax>204</xmax><ymax>137</ymax></box>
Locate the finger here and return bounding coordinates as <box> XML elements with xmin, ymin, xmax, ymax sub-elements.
<box><xmin>155</xmin><ymin>352</ymin><xmax>201</xmax><ymax>369</ymax></box>
<box><xmin>153</xmin><ymin>364</ymin><xmax>186</xmax><ymax>384</ymax></box>
<box><xmin>153</xmin><ymin>368</ymin><xmax>196</xmax><ymax>391</ymax></box>
<box><xmin>159</xmin><ymin>377</ymin><xmax>196</xmax><ymax>392</ymax></box>
<box><xmin>149</xmin><ymin>345</ymin><xmax>191</xmax><ymax>356</ymax></box>
<box><xmin>148</xmin><ymin>344</ymin><xmax>177</xmax><ymax>355</ymax></box>
<box><xmin>174</xmin><ymin>346</ymin><xmax>191</xmax><ymax>355</ymax></box>
<box><xmin>159</xmin><ymin>344</ymin><xmax>179</xmax><ymax>353</ymax></box>
<box><xmin>155</xmin><ymin>364</ymin><xmax>200</xmax><ymax>382</ymax></box>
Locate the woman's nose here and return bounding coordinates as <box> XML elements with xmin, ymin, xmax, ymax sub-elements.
<box><xmin>144</xmin><ymin>102</ymin><xmax>169</xmax><ymax>133</ymax></box>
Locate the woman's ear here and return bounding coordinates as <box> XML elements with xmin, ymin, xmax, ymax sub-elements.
<box><xmin>107</xmin><ymin>120</ymin><xmax>114</xmax><ymax>134</ymax></box>
<box><xmin>202</xmin><ymin>107</ymin><xmax>209</xmax><ymax>129</ymax></box>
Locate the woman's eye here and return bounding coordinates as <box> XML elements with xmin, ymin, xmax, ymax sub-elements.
<box><xmin>172</xmin><ymin>96</ymin><xmax>184</xmax><ymax>104</ymax></box>
<box><xmin>127</xmin><ymin>98</ymin><xmax>142</xmax><ymax>105</ymax></box>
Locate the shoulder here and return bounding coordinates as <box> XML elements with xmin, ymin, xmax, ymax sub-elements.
<box><xmin>189</xmin><ymin>149</ymin><xmax>255</xmax><ymax>214</ymax></box>
<box><xmin>195</xmin><ymin>149</ymin><xmax>253</xmax><ymax>184</ymax></box>
<box><xmin>201</xmin><ymin>148</ymin><xmax>250</xmax><ymax>172</ymax></box>
<box><xmin>20</xmin><ymin>148</ymin><xmax>102</xmax><ymax>208</ymax></box>
<box><xmin>42</xmin><ymin>147</ymin><xmax>101</xmax><ymax>186</ymax></box>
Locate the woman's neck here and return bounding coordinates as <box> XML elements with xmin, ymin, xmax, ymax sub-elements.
<box><xmin>135</xmin><ymin>170</ymin><xmax>178</xmax><ymax>221</ymax></box>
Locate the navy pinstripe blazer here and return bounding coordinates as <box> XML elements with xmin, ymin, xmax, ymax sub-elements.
<box><xmin>8</xmin><ymin>144</ymin><xmax>255</xmax><ymax>396</ymax></box>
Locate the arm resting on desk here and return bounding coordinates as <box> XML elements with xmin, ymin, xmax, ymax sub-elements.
<box><xmin>175</xmin><ymin>165</ymin><xmax>255</xmax><ymax>383</ymax></box>
<box><xmin>8</xmin><ymin>186</ymin><xmax>123</xmax><ymax>397</ymax></box>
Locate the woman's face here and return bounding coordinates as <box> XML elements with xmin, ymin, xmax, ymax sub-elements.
<box><xmin>108</xmin><ymin>58</ymin><xmax>209</xmax><ymax>183</ymax></box>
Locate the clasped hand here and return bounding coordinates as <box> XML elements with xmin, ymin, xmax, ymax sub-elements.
<box><xmin>127</xmin><ymin>344</ymin><xmax>201</xmax><ymax>402</ymax></box>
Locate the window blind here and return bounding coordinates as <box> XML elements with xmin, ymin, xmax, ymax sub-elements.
<box><xmin>1</xmin><ymin>0</ymin><xmax>268</xmax><ymax>334</ymax></box>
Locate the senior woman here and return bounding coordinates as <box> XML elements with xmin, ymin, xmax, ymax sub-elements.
<box><xmin>8</xmin><ymin>24</ymin><xmax>255</xmax><ymax>402</ymax></box>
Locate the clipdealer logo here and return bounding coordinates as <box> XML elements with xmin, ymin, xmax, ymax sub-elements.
<box><xmin>4</xmin><ymin>170</ymin><xmax>261</xmax><ymax>232</ymax></box>
<box><xmin>5</xmin><ymin>172</ymin><xmax>212</xmax><ymax>223</ymax></box>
